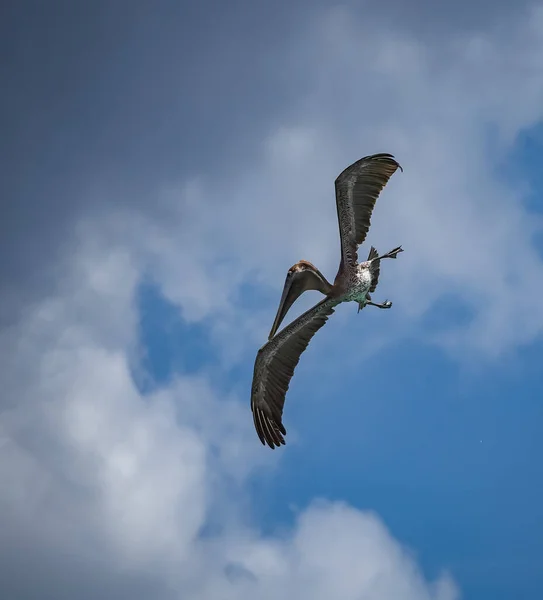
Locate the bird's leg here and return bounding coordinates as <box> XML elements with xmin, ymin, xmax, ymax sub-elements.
<box><xmin>363</xmin><ymin>292</ymin><xmax>392</xmax><ymax>309</ymax></box>
<box><xmin>367</xmin><ymin>299</ymin><xmax>392</xmax><ymax>309</ymax></box>
<box><xmin>374</xmin><ymin>245</ymin><xmax>403</xmax><ymax>260</ymax></box>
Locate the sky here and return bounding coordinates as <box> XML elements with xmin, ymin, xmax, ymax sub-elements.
<box><xmin>2</xmin><ymin>1</ymin><xmax>543</xmax><ymax>599</ymax></box>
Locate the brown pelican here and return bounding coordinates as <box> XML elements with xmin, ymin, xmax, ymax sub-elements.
<box><xmin>250</xmin><ymin>153</ymin><xmax>403</xmax><ymax>449</ymax></box>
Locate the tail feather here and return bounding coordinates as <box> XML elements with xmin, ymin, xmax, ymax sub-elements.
<box><xmin>367</xmin><ymin>247</ymin><xmax>381</xmax><ymax>292</ymax></box>
<box><xmin>367</xmin><ymin>246</ymin><xmax>379</xmax><ymax>261</ymax></box>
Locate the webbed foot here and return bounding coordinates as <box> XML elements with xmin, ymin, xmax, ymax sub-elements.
<box><xmin>380</xmin><ymin>246</ymin><xmax>403</xmax><ymax>259</ymax></box>
<box><xmin>367</xmin><ymin>299</ymin><xmax>392</xmax><ymax>309</ymax></box>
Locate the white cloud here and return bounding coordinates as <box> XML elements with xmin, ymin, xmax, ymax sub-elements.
<box><xmin>0</xmin><ymin>225</ymin><xmax>457</xmax><ymax>599</ymax></box>
<box><xmin>5</xmin><ymin>4</ymin><xmax>543</xmax><ymax>598</ymax></box>
<box><xmin>120</xmin><ymin>4</ymin><xmax>543</xmax><ymax>360</ymax></box>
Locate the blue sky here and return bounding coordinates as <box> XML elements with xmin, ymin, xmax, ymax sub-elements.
<box><xmin>2</xmin><ymin>2</ymin><xmax>543</xmax><ymax>599</ymax></box>
<box><xmin>136</xmin><ymin>276</ymin><xmax>543</xmax><ymax>599</ymax></box>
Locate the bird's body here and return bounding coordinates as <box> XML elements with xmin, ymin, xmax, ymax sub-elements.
<box><xmin>250</xmin><ymin>153</ymin><xmax>403</xmax><ymax>448</ymax></box>
<box><xmin>340</xmin><ymin>262</ymin><xmax>374</xmax><ymax>304</ymax></box>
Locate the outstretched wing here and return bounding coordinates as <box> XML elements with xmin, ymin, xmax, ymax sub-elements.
<box><xmin>268</xmin><ymin>261</ymin><xmax>332</xmax><ymax>340</ymax></box>
<box><xmin>251</xmin><ymin>297</ymin><xmax>338</xmax><ymax>448</ymax></box>
<box><xmin>335</xmin><ymin>153</ymin><xmax>402</xmax><ymax>276</ymax></box>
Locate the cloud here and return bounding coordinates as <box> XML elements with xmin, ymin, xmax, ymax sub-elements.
<box><xmin>4</xmin><ymin>2</ymin><xmax>543</xmax><ymax>599</ymax></box>
<box><xmin>4</xmin><ymin>2</ymin><xmax>543</xmax><ymax>349</ymax></box>
<box><xmin>134</xmin><ymin>4</ymin><xmax>543</xmax><ymax>359</ymax></box>
<box><xmin>0</xmin><ymin>224</ymin><xmax>458</xmax><ymax>599</ymax></box>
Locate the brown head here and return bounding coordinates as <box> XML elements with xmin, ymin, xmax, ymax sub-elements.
<box><xmin>268</xmin><ymin>260</ymin><xmax>333</xmax><ymax>339</ymax></box>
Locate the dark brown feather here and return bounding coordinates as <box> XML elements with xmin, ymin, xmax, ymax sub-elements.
<box><xmin>334</xmin><ymin>153</ymin><xmax>402</xmax><ymax>278</ymax></box>
<box><xmin>251</xmin><ymin>297</ymin><xmax>338</xmax><ymax>448</ymax></box>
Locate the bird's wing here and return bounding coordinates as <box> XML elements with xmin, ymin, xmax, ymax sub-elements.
<box><xmin>334</xmin><ymin>153</ymin><xmax>402</xmax><ymax>276</ymax></box>
<box><xmin>268</xmin><ymin>262</ymin><xmax>332</xmax><ymax>340</ymax></box>
<box><xmin>251</xmin><ymin>296</ymin><xmax>338</xmax><ymax>448</ymax></box>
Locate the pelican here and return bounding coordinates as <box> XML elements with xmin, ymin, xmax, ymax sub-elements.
<box><xmin>250</xmin><ymin>153</ymin><xmax>403</xmax><ymax>449</ymax></box>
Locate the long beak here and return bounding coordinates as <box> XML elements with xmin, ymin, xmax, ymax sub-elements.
<box><xmin>268</xmin><ymin>272</ymin><xmax>297</xmax><ymax>340</ymax></box>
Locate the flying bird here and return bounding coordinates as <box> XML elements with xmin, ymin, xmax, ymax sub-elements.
<box><xmin>250</xmin><ymin>153</ymin><xmax>403</xmax><ymax>449</ymax></box>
